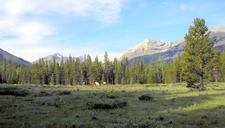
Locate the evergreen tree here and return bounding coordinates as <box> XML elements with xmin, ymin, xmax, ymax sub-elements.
<box><xmin>48</xmin><ymin>61</ymin><xmax>54</xmax><ymax>85</ymax></box>
<box><xmin>129</xmin><ymin>59</ymin><xmax>136</xmax><ymax>84</ymax></box>
<box><xmin>31</xmin><ymin>63</ymin><xmax>39</xmax><ymax>86</ymax></box>
<box><xmin>125</xmin><ymin>66</ymin><xmax>129</xmax><ymax>84</ymax></box>
<box><xmin>101</xmin><ymin>74</ymin><xmax>105</xmax><ymax>85</ymax></box>
<box><xmin>86</xmin><ymin>54</ymin><xmax>92</xmax><ymax>83</ymax></box>
<box><xmin>136</xmin><ymin>58</ymin><xmax>140</xmax><ymax>83</ymax></box>
<box><xmin>38</xmin><ymin>58</ymin><xmax>46</xmax><ymax>86</ymax></box>
<box><xmin>121</xmin><ymin>77</ymin><xmax>125</xmax><ymax>85</ymax></box>
<box><xmin>60</xmin><ymin>56</ymin><xmax>64</xmax><ymax>85</ymax></box>
<box><xmin>50</xmin><ymin>73</ymin><xmax>55</xmax><ymax>85</ymax></box>
<box><xmin>74</xmin><ymin>58</ymin><xmax>81</xmax><ymax>85</ymax></box>
<box><xmin>93</xmin><ymin>56</ymin><xmax>101</xmax><ymax>82</ymax></box>
<box><xmin>221</xmin><ymin>48</ymin><xmax>225</xmax><ymax>82</ymax></box>
<box><xmin>1</xmin><ymin>59</ymin><xmax>6</xmax><ymax>83</ymax></box>
<box><xmin>104</xmin><ymin>52</ymin><xmax>110</xmax><ymax>83</ymax></box>
<box><xmin>175</xmin><ymin>53</ymin><xmax>181</xmax><ymax>83</ymax></box>
<box><xmin>55</xmin><ymin>63</ymin><xmax>60</xmax><ymax>85</ymax></box>
<box><xmin>212</xmin><ymin>49</ymin><xmax>221</xmax><ymax>82</ymax></box>
<box><xmin>79</xmin><ymin>61</ymin><xmax>85</xmax><ymax>84</ymax></box>
<box><xmin>183</xmin><ymin>18</ymin><xmax>216</xmax><ymax>89</ymax></box>
<box><xmin>64</xmin><ymin>62</ymin><xmax>69</xmax><ymax>85</ymax></box>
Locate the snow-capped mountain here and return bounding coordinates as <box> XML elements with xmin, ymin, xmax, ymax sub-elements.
<box><xmin>33</xmin><ymin>53</ymin><xmax>84</xmax><ymax>64</ymax></box>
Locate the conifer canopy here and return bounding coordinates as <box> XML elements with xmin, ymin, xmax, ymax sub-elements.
<box><xmin>183</xmin><ymin>18</ymin><xmax>216</xmax><ymax>89</ymax></box>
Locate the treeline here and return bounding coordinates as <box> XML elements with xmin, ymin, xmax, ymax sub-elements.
<box><xmin>0</xmin><ymin>50</ymin><xmax>225</xmax><ymax>86</ymax></box>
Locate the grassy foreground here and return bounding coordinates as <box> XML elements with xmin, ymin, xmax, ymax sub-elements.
<box><xmin>0</xmin><ymin>83</ymin><xmax>225</xmax><ymax>128</ymax></box>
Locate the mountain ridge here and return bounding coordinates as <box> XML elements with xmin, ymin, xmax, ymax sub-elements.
<box><xmin>33</xmin><ymin>53</ymin><xmax>84</xmax><ymax>64</ymax></box>
<box><xmin>0</xmin><ymin>48</ymin><xmax>31</xmax><ymax>64</ymax></box>
<box><xmin>119</xmin><ymin>26</ymin><xmax>225</xmax><ymax>62</ymax></box>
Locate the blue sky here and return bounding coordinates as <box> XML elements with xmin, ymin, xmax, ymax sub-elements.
<box><xmin>0</xmin><ymin>0</ymin><xmax>225</xmax><ymax>62</ymax></box>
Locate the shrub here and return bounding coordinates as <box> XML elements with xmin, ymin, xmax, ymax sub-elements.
<box><xmin>138</xmin><ymin>94</ymin><xmax>154</xmax><ymax>101</ymax></box>
<box><xmin>54</xmin><ymin>97</ymin><xmax>64</xmax><ymax>107</ymax></box>
<box><xmin>38</xmin><ymin>91</ymin><xmax>52</xmax><ymax>96</ymax></box>
<box><xmin>106</xmin><ymin>94</ymin><xmax>119</xmax><ymax>99</ymax></box>
<box><xmin>57</xmin><ymin>91</ymin><xmax>71</xmax><ymax>95</ymax></box>
<box><xmin>87</xmin><ymin>93</ymin><xmax>98</xmax><ymax>98</ymax></box>
<box><xmin>86</xmin><ymin>99</ymin><xmax>128</xmax><ymax>110</ymax></box>
<box><xmin>0</xmin><ymin>86</ymin><xmax>29</xmax><ymax>96</ymax></box>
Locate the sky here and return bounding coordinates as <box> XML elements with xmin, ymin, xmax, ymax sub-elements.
<box><xmin>0</xmin><ymin>0</ymin><xmax>225</xmax><ymax>62</ymax></box>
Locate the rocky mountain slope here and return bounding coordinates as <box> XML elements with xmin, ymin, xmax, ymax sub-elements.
<box><xmin>0</xmin><ymin>48</ymin><xmax>31</xmax><ymax>64</ymax></box>
<box><xmin>33</xmin><ymin>53</ymin><xmax>84</xmax><ymax>64</ymax></box>
<box><xmin>119</xmin><ymin>26</ymin><xmax>225</xmax><ymax>62</ymax></box>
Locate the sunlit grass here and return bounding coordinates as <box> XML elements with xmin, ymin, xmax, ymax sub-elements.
<box><xmin>1</xmin><ymin>82</ymin><xmax>225</xmax><ymax>127</ymax></box>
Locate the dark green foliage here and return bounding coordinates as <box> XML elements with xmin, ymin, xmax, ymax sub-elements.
<box><xmin>57</xmin><ymin>91</ymin><xmax>71</xmax><ymax>95</ymax></box>
<box><xmin>138</xmin><ymin>94</ymin><xmax>154</xmax><ymax>101</ymax></box>
<box><xmin>0</xmin><ymin>86</ymin><xmax>29</xmax><ymax>96</ymax></box>
<box><xmin>86</xmin><ymin>99</ymin><xmax>128</xmax><ymax>109</ymax></box>
<box><xmin>38</xmin><ymin>91</ymin><xmax>52</xmax><ymax>96</ymax></box>
<box><xmin>130</xmin><ymin>52</ymin><xmax>165</xmax><ymax>64</ymax></box>
<box><xmin>106</xmin><ymin>94</ymin><xmax>119</xmax><ymax>99</ymax></box>
<box><xmin>220</xmin><ymin>48</ymin><xmax>225</xmax><ymax>82</ymax></box>
<box><xmin>0</xmin><ymin>39</ymin><xmax>224</xmax><ymax>86</ymax></box>
<box><xmin>182</xmin><ymin>18</ymin><xmax>216</xmax><ymax>89</ymax></box>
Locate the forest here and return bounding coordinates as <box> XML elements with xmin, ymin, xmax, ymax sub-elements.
<box><xmin>0</xmin><ymin>48</ymin><xmax>224</xmax><ymax>87</ymax></box>
<box><xmin>1</xmin><ymin>18</ymin><xmax>224</xmax><ymax>87</ymax></box>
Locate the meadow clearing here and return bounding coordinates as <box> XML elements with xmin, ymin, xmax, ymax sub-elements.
<box><xmin>0</xmin><ymin>83</ymin><xmax>225</xmax><ymax>128</ymax></box>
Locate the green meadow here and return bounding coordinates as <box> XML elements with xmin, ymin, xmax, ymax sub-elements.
<box><xmin>0</xmin><ymin>83</ymin><xmax>225</xmax><ymax>128</ymax></box>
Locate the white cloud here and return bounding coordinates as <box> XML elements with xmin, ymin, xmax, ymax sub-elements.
<box><xmin>180</xmin><ymin>5</ymin><xmax>186</xmax><ymax>9</ymax></box>
<box><xmin>1</xmin><ymin>0</ymin><xmax>125</xmax><ymax>23</ymax></box>
<box><xmin>0</xmin><ymin>0</ymin><xmax>125</xmax><ymax>62</ymax></box>
<box><xmin>180</xmin><ymin>4</ymin><xmax>194</xmax><ymax>10</ymax></box>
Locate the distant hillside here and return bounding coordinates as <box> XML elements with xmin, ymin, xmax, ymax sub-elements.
<box><xmin>120</xmin><ymin>26</ymin><xmax>225</xmax><ymax>63</ymax></box>
<box><xmin>0</xmin><ymin>48</ymin><xmax>31</xmax><ymax>64</ymax></box>
<box><xmin>33</xmin><ymin>53</ymin><xmax>84</xmax><ymax>64</ymax></box>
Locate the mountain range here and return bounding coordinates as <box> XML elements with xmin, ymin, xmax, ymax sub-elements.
<box><xmin>33</xmin><ymin>53</ymin><xmax>84</xmax><ymax>64</ymax></box>
<box><xmin>118</xmin><ymin>26</ymin><xmax>225</xmax><ymax>63</ymax></box>
<box><xmin>0</xmin><ymin>48</ymin><xmax>31</xmax><ymax>64</ymax></box>
<box><xmin>1</xmin><ymin>26</ymin><xmax>225</xmax><ymax>65</ymax></box>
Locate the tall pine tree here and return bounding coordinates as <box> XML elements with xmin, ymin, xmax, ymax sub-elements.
<box><xmin>183</xmin><ymin>18</ymin><xmax>216</xmax><ymax>90</ymax></box>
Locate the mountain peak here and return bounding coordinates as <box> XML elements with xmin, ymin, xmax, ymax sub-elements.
<box><xmin>33</xmin><ymin>53</ymin><xmax>83</xmax><ymax>64</ymax></box>
<box><xmin>118</xmin><ymin>26</ymin><xmax>225</xmax><ymax>63</ymax></box>
<box><xmin>118</xmin><ymin>39</ymin><xmax>173</xmax><ymax>61</ymax></box>
<box><xmin>54</xmin><ymin>53</ymin><xmax>62</xmax><ymax>58</ymax></box>
<box><xmin>209</xmin><ymin>26</ymin><xmax>225</xmax><ymax>33</ymax></box>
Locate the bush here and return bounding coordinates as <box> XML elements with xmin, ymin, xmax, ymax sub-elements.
<box><xmin>39</xmin><ymin>91</ymin><xmax>52</xmax><ymax>96</ymax></box>
<box><xmin>86</xmin><ymin>99</ymin><xmax>128</xmax><ymax>110</ymax></box>
<box><xmin>138</xmin><ymin>94</ymin><xmax>154</xmax><ymax>101</ymax></box>
<box><xmin>57</xmin><ymin>91</ymin><xmax>71</xmax><ymax>95</ymax></box>
<box><xmin>106</xmin><ymin>94</ymin><xmax>119</xmax><ymax>99</ymax></box>
<box><xmin>87</xmin><ymin>93</ymin><xmax>98</xmax><ymax>98</ymax></box>
<box><xmin>0</xmin><ymin>86</ymin><xmax>29</xmax><ymax>96</ymax></box>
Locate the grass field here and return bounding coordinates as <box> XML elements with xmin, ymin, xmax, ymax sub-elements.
<box><xmin>0</xmin><ymin>83</ymin><xmax>225</xmax><ymax>128</ymax></box>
